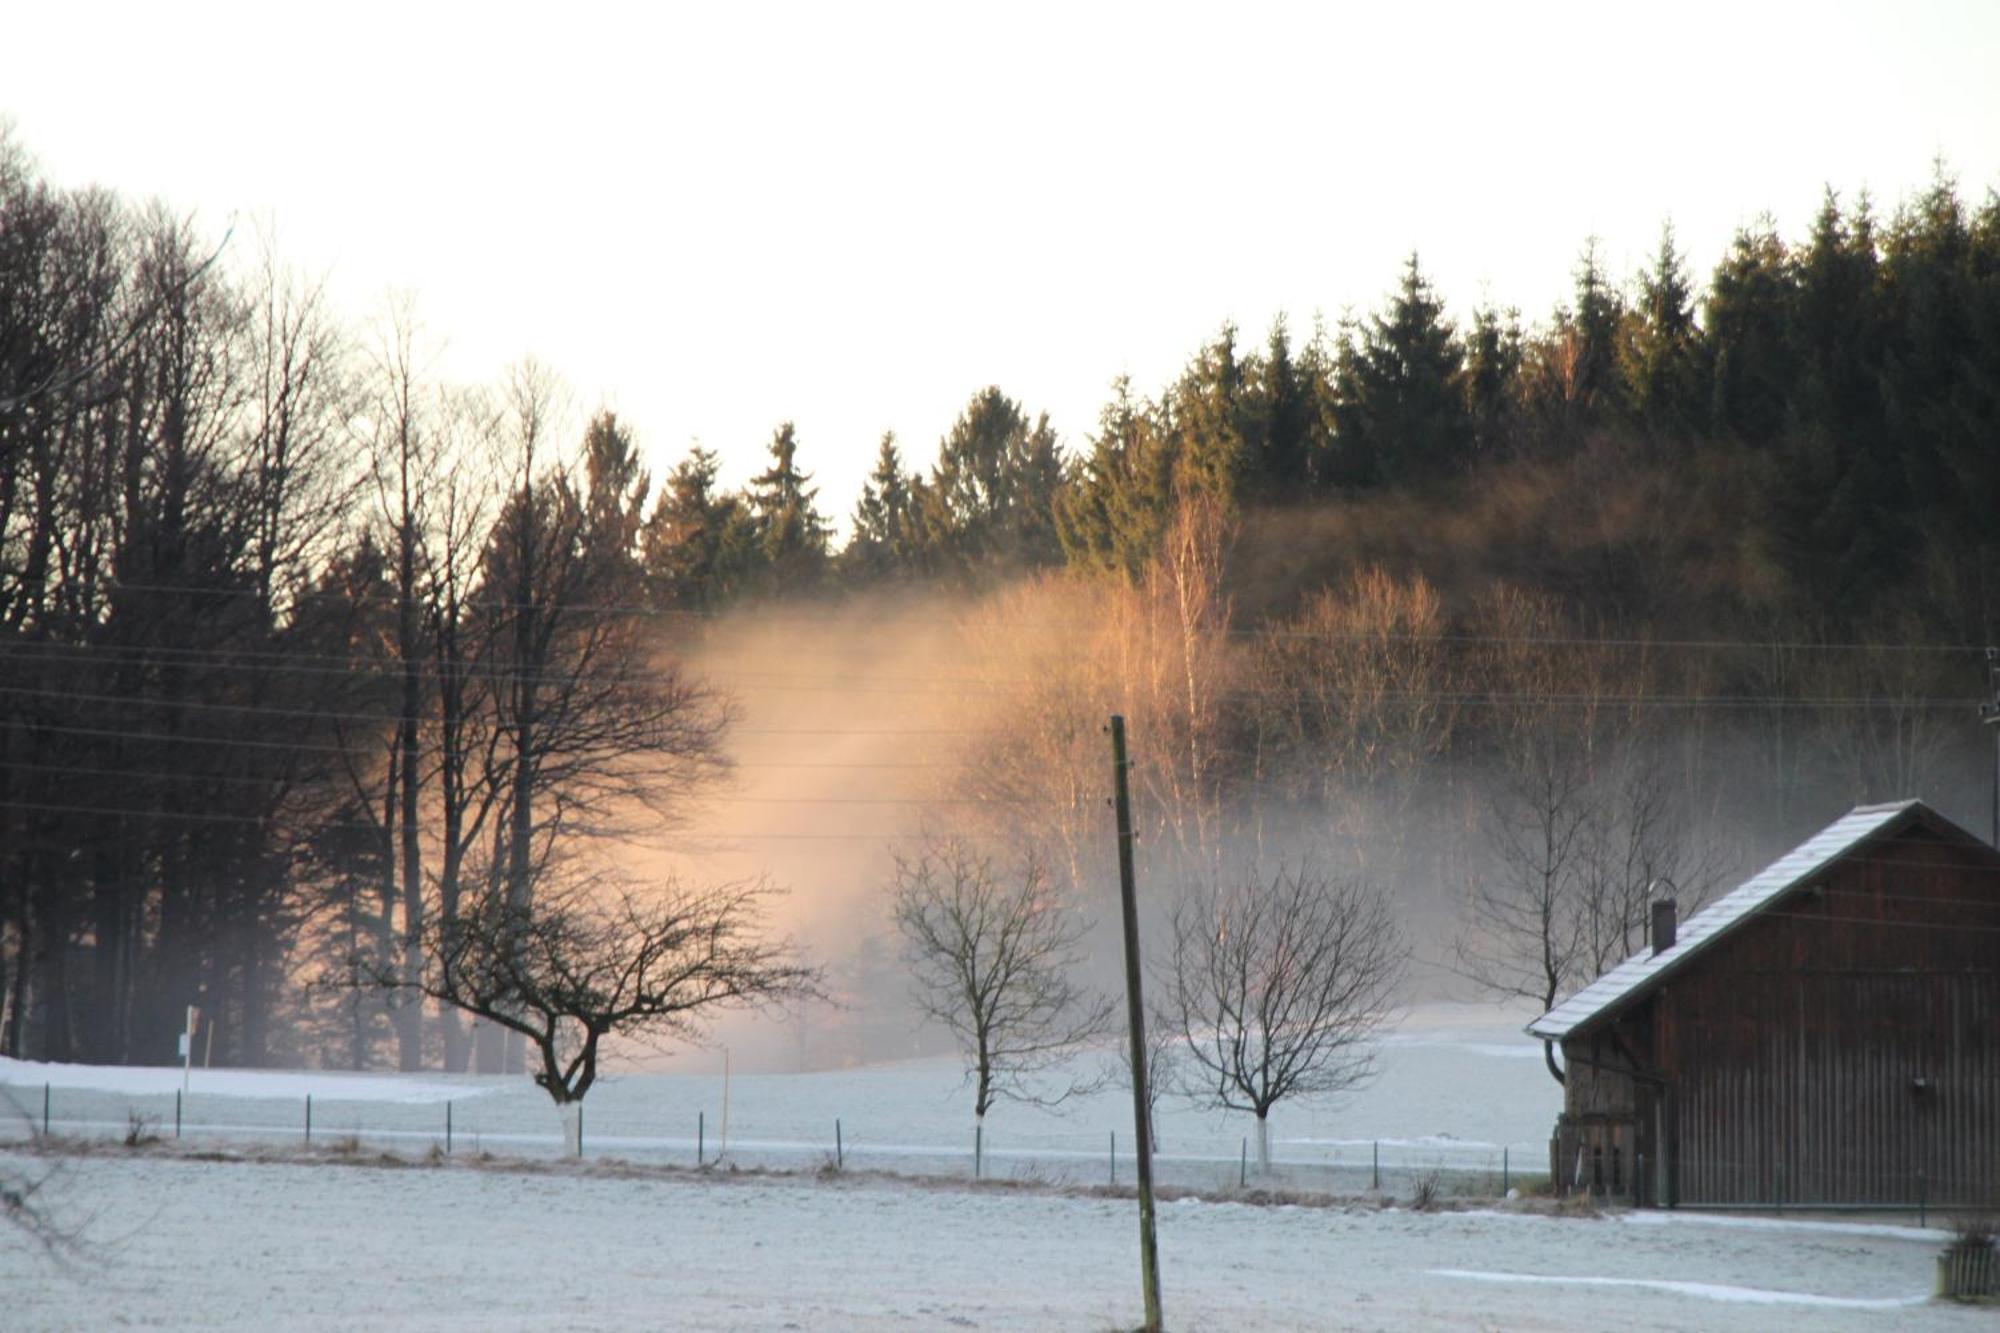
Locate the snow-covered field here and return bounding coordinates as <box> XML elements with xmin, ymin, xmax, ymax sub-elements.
<box><xmin>1</xmin><ymin>1151</ymin><xmax>1978</xmax><ymax>1331</ymax></box>
<box><xmin>3</xmin><ymin>1003</ymin><xmax>1979</xmax><ymax>1329</ymax></box>
<box><xmin>0</xmin><ymin>1002</ymin><xmax>1559</xmax><ymax>1196</ymax></box>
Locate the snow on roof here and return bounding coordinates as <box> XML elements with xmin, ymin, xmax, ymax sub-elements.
<box><xmin>1525</xmin><ymin>800</ymin><xmax>1925</xmax><ymax>1042</ymax></box>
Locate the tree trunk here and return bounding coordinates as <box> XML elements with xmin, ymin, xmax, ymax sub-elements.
<box><xmin>560</xmin><ymin>1100</ymin><xmax>582</xmax><ymax>1157</ymax></box>
<box><xmin>437</xmin><ymin>840</ymin><xmax>470</xmax><ymax>1073</ymax></box>
<box><xmin>396</xmin><ymin>490</ymin><xmax>425</xmax><ymax>1071</ymax></box>
<box><xmin>397</xmin><ymin>646</ymin><xmax>423</xmax><ymax>1070</ymax></box>
<box><xmin>439</xmin><ymin>1008</ymin><xmax>469</xmax><ymax>1074</ymax></box>
<box><xmin>502</xmin><ymin>594</ymin><xmax>537</xmax><ymax>1076</ymax></box>
<box><xmin>2</xmin><ymin>901</ymin><xmax>30</xmax><ymax>1058</ymax></box>
<box><xmin>1256</xmin><ymin>1110</ymin><xmax>1271</xmax><ymax>1174</ymax></box>
<box><xmin>473</xmin><ymin>1016</ymin><xmax>505</xmax><ymax>1073</ymax></box>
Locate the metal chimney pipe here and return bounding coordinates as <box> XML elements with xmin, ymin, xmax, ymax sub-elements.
<box><xmin>1650</xmin><ymin>897</ymin><xmax>1678</xmax><ymax>956</ymax></box>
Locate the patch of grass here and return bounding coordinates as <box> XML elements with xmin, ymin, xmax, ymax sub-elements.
<box><xmin>123</xmin><ymin>1112</ymin><xmax>160</xmax><ymax>1149</ymax></box>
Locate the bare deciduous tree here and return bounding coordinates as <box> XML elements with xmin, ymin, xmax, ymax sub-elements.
<box><xmin>1163</xmin><ymin>867</ymin><xmax>1405</xmax><ymax>1172</ymax></box>
<box><xmin>1110</xmin><ymin>1004</ymin><xmax>1179</xmax><ymax>1154</ymax></box>
<box><xmin>1456</xmin><ymin>582</ymin><xmax>1631</xmax><ymax>1085</ymax></box>
<box><xmin>1458</xmin><ymin>742</ymin><xmax>1723</xmax><ymax>1085</ymax></box>
<box><xmin>1456</xmin><ymin>747</ymin><xmax>1593</xmax><ymax>1085</ymax></box>
<box><xmin>471</xmin><ymin>370</ymin><xmax>732</xmax><ymax>1073</ymax></box>
<box><xmin>890</xmin><ymin>838</ymin><xmax>1113</xmax><ymax>1138</ymax></box>
<box><xmin>1252</xmin><ymin>567</ymin><xmax>1458</xmax><ymax>864</ymax></box>
<box><xmin>388</xmin><ymin>873</ymin><xmax>813</xmax><ymax>1146</ymax></box>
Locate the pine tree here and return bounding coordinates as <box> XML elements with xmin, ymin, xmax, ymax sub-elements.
<box><xmin>1055</xmin><ymin>375</ymin><xmax>1175</xmax><ymax>577</ymax></box>
<box><xmin>640</xmin><ymin>446</ymin><xmax>760</xmax><ymax>609</ymax></box>
<box><xmin>1877</xmin><ymin>165</ymin><xmax>1997</xmax><ymax>623</ymax></box>
<box><xmin>1246</xmin><ymin>315</ymin><xmax>1312</xmax><ymax>498</ymax></box>
<box><xmin>923</xmin><ymin>387</ymin><xmax>1065</xmax><ymax>575</ymax></box>
<box><xmin>1792</xmin><ymin>189</ymin><xmax>1883</xmax><ymax>432</ymax></box>
<box><xmin>1570</xmin><ymin>237</ymin><xmax>1627</xmax><ymax>425</ymax></box>
<box><xmin>1705</xmin><ymin>218</ymin><xmax>1795</xmax><ymax>444</ymax></box>
<box><xmin>1332</xmin><ymin>253</ymin><xmax>1471</xmax><ymax>485</ymax></box>
<box><xmin>1170</xmin><ymin>324</ymin><xmax>1253</xmax><ymax>501</ymax></box>
<box><xmin>1294</xmin><ymin>316</ymin><xmax>1343</xmax><ymax>489</ymax></box>
<box><xmin>1768</xmin><ymin>190</ymin><xmax>1895</xmax><ymax>612</ymax></box>
<box><xmin>1621</xmin><ymin>223</ymin><xmax>1704</xmax><ymax>435</ymax></box>
<box><xmin>580</xmin><ymin>411</ymin><xmax>649</xmax><ymax>597</ymax></box>
<box><xmin>746</xmin><ymin>422</ymin><xmax>830</xmax><ymax>592</ymax></box>
<box><xmin>844</xmin><ymin>431</ymin><xmax>918</xmax><ymax>582</ymax></box>
<box><xmin>1463</xmin><ymin>304</ymin><xmax>1524</xmax><ymax>459</ymax></box>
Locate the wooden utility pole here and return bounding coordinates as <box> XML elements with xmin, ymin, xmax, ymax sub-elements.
<box><xmin>1982</xmin><ymin>648</ymin><xmax>2000</xmax><ymax>847</ymax></box>
<box><xmin>1109</xmin><ymin>715</ymin><xmax>1163</xmax><ymax>1332</ymax></box>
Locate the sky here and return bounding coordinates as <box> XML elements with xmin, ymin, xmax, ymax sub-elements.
<box><xmin>5</xmin><ymin>0</ymin><xmax>1999</xmax><ymax>522</ymax></box>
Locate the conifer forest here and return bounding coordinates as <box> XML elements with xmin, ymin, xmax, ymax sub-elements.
<box><xmin>3</xmin><ymin>126</ymin><xmax>1998</xmax><ymax>1072</ymax></box>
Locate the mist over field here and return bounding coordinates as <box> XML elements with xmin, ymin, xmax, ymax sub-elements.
<box><xmin>6</xmin><ymin>7</ymin><xmax>2000</xmax><ymax>1327</ymax></box>
<box><xmin>3</xmin><ymin>138</ymin><xmax>1997</xmax><ymax>1082</ymax></box>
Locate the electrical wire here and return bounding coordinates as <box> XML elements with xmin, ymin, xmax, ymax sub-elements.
<box><xmin>75</xmin><ymin>578</ymin><xmax>2000</xmax><ymax>655</ymax></box>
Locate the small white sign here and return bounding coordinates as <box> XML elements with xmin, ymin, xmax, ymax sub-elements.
<box><xmin>178</xmin><ymin>1033</ymin><xmax>191</xmax><ymax>1058</ymax></box>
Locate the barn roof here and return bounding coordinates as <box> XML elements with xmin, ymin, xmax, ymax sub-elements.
<box><xmin>1526</xmin><ymin>799</ymin><xmax>1943</xmax><ymax>1042</ymax></box>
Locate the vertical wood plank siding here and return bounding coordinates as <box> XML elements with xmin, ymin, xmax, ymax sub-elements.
<box><xmin>1559</xmin><ymin>821</ymin><xmax>1999</xmax><ymax>1206</ymax></box>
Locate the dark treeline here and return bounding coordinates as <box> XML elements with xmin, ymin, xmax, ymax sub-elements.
<box><xmin>3</xmin><ymin>122</ymin><xmax>1996</xmax><ymax>1068</ymax></box>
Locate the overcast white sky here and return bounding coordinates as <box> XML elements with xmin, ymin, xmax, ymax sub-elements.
<box><xmin>5</xmin><ymin>1</ymin><xmax>1998</xmax><ymax>520</ymax></box>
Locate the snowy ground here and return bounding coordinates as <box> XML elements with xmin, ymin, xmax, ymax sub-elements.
<box><xmin>0</xmin><ymin>1002</ymin><xmax>1560</xmax><ymax>1197</ymax></box>
<box><xmin>1</xmin><ymin>1149</ymin><xmax>1979</xmax><ymax>1332</ymax></box>
<box><xmin>3</xmin><ymin>1001</ymin><xmax>1980</xmax><ymax>1328</ymax></box>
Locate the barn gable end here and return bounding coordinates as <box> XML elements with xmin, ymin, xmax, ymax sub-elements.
<box><xmin>1530</xmin><ymin>800</ymin><xmax>2000</xmax><ymax>1208</ymax></box>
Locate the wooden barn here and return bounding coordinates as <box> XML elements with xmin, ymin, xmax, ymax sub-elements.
<box><xmin>1528</xmin><ymin>800</ymin><xmax>2000</xmax><ymax>1209</ymax></box>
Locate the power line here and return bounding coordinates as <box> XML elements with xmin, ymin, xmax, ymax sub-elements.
<box><xmin>0</xmin><ymin>718</ymin><xmax>992</xmax><ymax>763</ymax></box>
<box><xmin>0</xmin><ymin>796</ymin><xmax>962</xmax><ymax>840</ymax></box>
<box><xmin>0</xmin><ymin>757</ymin><xmax>1059</xmax><ymax>805</ymax></box>
<box><xmin>64</xmin><ymin>580</ymin><xmax>2000</xmax><ymax>655</ymax></box>
<box><xmin>0</xmin><ymin>662</ymin><xmax>1981</xmax><ymax>713</ymax></box>
<box><xmin>0</xmin><ymin>680</ymin><xmax>1014</xmax><ymax>734</ymax></box>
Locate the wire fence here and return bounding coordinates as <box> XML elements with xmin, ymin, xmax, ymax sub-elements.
<box><xmin>0</xmin><ymin>1079</ymin><xmax>1548</xmax><ymax>1203</ymax></box>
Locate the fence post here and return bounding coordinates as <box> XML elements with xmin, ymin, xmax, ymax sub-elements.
<box><xmin>446</xmin><ymin>1101</ymin><xmax>453</xmax><ymax>1155</ymax></box>
<box><xmin>1502</xmin><ymin>1146</ymin><xmax>1509</xmax><ymax>1196</ymax></box>
<box><xmin>42</xmin><ymin>1082</ymin><xmax>49</xmax><ymax>1137</ymax></box>
<box><xmin>975</xmin><ymin>1123</ymin><xmax>983</xmax><ymax>1180</ymax></box>
<box><xmin>577</xmin><ymin>1103</ymin><xmax>584</xmax><ymax>1158</ymax></box>
<box><xmin>176</xmin><ymin>1089</ymin><xmax>183</xmax><ymax>1140</ymax></box>
<box><xmin>1240</xmin><ymin>1137</ymin><xmax>1247</xmax><ymax>1189</ymax></box>
<box><xmin>1372</xmin><ymin>1140</ymin><xmax>1380</xmax><ymax>1192</ymax></box>
<box><xmin>1110</xmin><ymin>1130</ymin><xmax>1116</xmax><ymax>1187</ymax></box>
<box><xmin>305</xmin><ymin>1094</ymin><xmax>312</xmax><ymax>1144</ymax></box>
<box><xmin>698</xmin><ymin>1111</ymin><xmax>704</xmax><ymax>1167</ymax></box>
<box><xmin>836</xmin><ymin>1118</ymin><xmax>843</xmax><ymax>1169</ymax></box>
<box><xmin>1919</xmin><ymin>1171</ymin><xmax>1927</xmax><ymax>1228</ymax></box>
